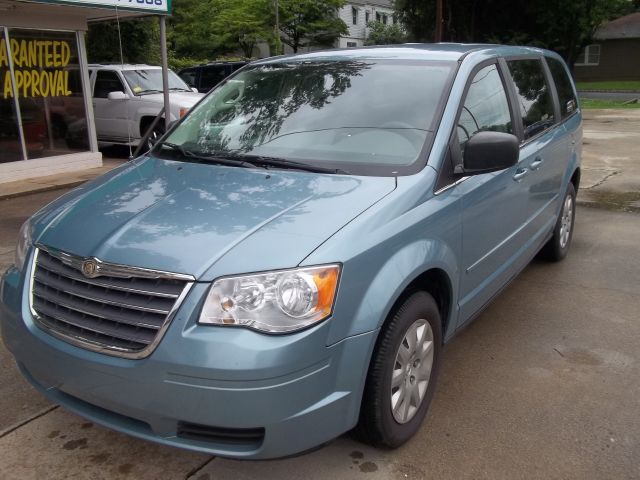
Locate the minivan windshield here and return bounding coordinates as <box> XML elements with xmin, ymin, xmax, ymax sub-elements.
<box><xmin>123</xmin><ymin>69</ymin><xmax>192</xmax><ymax>95</ymax></box>
<box><xmin>158</xmin><ymin>59</ymin><xmax>455</xmax><ymax>175</ymax></box>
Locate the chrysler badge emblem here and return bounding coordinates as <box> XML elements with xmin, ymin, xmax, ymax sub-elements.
<box><xmin>81</xmin><ymin>259</ymin><xmax>99</xmax><ymax>278</ymax></box>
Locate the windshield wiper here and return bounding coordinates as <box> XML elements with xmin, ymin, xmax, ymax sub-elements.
<box><xmin>158</xmin><ymin>143</ymin><xmax>348</xmax><ymax>174</ymax></box>
<box><xmin>157</xmin><ymin>143</ymin><xmax>255</xmax><ymax>169</ymax></box>
<box><xmin>137</xmin><ymin>89</ymin><xmax>163</xmax><ymax>95</ymax></box>
<box><xmin>235</xmin><ymin>154</ymin><xmax>349</xmax><ymax>175</ymax></box>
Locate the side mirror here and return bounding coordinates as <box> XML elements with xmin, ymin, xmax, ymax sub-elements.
<box><xmin>191</xmin><ymin>87</ymin><xmax>199</xmax><ymax>93</ymax></box>
<box><xmin>107</xmin><ymin>91</ymin><xmax>128</xmax><ymax>101</ymax></box>
<box><xmin>461</xmin><ymin>131</ymin><xmax>519</xmax><ymax>175</ymax></box>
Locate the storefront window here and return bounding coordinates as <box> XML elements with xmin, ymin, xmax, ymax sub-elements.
<box><xmin>0</xmin><ymin>28</ymin><xmax>90</xmax><ymax>163</ymax></box>
<box><xmin>0</xmin><ymin>28</ymin><xmax>23</xmax><ymax>163</ymax></box>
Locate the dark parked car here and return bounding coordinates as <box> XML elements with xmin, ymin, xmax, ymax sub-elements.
<box><xmin>178</xmin><ymin>61</ymin><xmax>249</xmax><ymax>93</ymax></box>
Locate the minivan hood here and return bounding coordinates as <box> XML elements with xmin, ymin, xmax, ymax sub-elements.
<box><xmin>35</xmin><ymin>157</ymin><xmax>395</xmax><ymax>280</ymax></box>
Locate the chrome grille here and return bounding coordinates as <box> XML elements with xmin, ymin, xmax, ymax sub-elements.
<box><xmin>30</xmin><ymin>247</ymin><xmax>193</xmax><ymax>359</ymax></box>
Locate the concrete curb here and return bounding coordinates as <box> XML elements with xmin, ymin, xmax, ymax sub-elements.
<box><xmin>0</xmin><ymin>159</ymin><xmax>126</xmax><ymax>201</ymax></box>
<box><xmin>0</xmin><ymin>181</ymin><xmax>86</xmax><ymax>201</ymax></box>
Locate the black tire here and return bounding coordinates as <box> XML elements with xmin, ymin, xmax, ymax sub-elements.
<box><xmin>144</xmin><ymin>123</ymin><xmax>165</xmax><ymax>152</ymax></box>
<box><xmin>541</xmin><ymin>182</ymin><xmax>576</xmax><ymax>262</ymax></box>
<box><xmin>354</xmin><ymin>291</ymin><xmax>442</xmax><ymax>448</ymax></box>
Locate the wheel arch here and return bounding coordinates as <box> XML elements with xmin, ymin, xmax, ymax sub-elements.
<box><xmin>570</xmin><ymin>166</ymin><xmax>581</xmax><ymax>191</ymax></box>
<box><xmin>400</xmin><ymin>268</ymin><xmax>453</xmax><ymax>342</ymax></box>
<box><xmin>139</xmin><ymin>115</ymin><xmax>164</xmax><ymax>137</ymax></box>
<box><xmin>328</xmin><ymin>237</ymin><xmax>459</xmax><ymax>347</ymax></box>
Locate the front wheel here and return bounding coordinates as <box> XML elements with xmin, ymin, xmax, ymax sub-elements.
<box><xmin>354</xmin><ymin>291</ymin><xmax>442</xmax><ymax>448</ymax></box>
<box><xmin>542</xmin><ymin>182</ymin><xmax>576</xmax><ymax>262</ymax></box>
<box><xmin>144</xmin><ymin>123</ymin><xmax>165</xmax><ymax>152</ymax></box>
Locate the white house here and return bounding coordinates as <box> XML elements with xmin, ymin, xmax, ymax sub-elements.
<box><xmin>337</xmin><ymin>0</ymin><xmax>396</xmax><ymax>48</ymax></box>
<box><xmin>255</xmin><ymin>0</ymin><xmax>397</xmax><ymax>57</ymax></box>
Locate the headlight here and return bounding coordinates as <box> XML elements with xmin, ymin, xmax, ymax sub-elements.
<box><xmin>199</xmin><ymin>264</ymin><xmax>341</xmax><ymax>333</ymax></box>
<box><xmin>14</xmin><ymin>220</ymin><xmax>33</xmax><ymax>271</ymax></box>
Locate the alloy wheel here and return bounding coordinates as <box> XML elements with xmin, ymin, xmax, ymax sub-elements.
<box><xmin>390</xmin><ymin>319</ymin><xmax>435</xmax><ymax>424</ymax></box>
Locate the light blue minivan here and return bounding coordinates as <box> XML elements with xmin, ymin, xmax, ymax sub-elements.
<box><xmin>1</xmin><ymin>44</ymin><xmax>581</xmax><ymax>459</ymax></box>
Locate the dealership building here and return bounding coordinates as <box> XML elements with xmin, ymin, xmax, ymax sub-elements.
<box><xmin>0</xmin><ymin>0</ymin><xmax>170</xmax><ymax>185</ymax></box>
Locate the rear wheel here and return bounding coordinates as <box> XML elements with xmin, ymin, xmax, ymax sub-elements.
<box><xmin>542</xmin><ymin>182</ymin><xmax>576</xmax><ymax>262</ymax></box>
<box><xmin>354</xmin><ymin>291</ymin><xmax>442</xmax><ymax>448</ymax></box>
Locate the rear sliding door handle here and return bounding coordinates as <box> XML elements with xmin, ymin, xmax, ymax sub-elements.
<box><xmin>530</xmin><ymin>157</ymin><xmax>544</xmax><ymax>171</ymax></box>
<box><xmin>513</xmin><ymin>168</ymin><xmax>529</xmax><ymax>181</ymax></box>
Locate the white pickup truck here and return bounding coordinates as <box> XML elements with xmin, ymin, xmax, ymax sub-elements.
<box><xmin>88</xmin><ymin>64</ymin><xmax>204</xmax><ymax>149</ymax></box>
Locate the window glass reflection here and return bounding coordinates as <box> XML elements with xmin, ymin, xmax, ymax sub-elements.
<box><xmin>165</xmin><ymin>60</ymin><xmax>454</xmax><ymax>170</ymax></box>
<box><xmin>0</xmin><ymin>28</ymin><xmax>24</xmax><ymax>163</ymax></box>
<box><xmin>507</xmin><ymin>59</ymin><xmax>555</xmax><ymax>140</ymax></box>
<box><xmin>2</xmin><ymin>28</ymin><xmax>90</xmax><ymax>161</ymax></box>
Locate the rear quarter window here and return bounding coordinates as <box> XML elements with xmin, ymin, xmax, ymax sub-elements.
<box><xmin>546</xmin><ymin>57</ymin><xmax>578</xmax><ymax>120</ymax></box>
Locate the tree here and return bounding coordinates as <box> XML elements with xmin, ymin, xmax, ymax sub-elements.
<box><xmin>278</xmin><ymin>0</ymin><xmax>348</xmax><ymax>53</ymax></box>
<box><xmin>532</xmin><ymin>0</ymin><xmax>634</xmax><ymax>67</ymax></box>
<box><xmin>213</xmin><ymin>0</ymin><xmax>273</xmax><ymax>57</ymax></box>
<box><xmin>168</xmin><ymin>0</ymin><xmax>226</xmax><ymax>58</ymax></box>
<box><xmin>87</xmin><ymin>18</ymin><xmax>159</xmax><ymax>64</ymax></box>
<box><xmin>365</xmin><ymin>21</ymin><xmax>408</xmax><ymax>45</ymax></box>
<box><xmin>394</xmin><ymin>0</ymin><xmax>437</xmax><ymax>42</ymax></box>
<box><xmin>394</xmin><ymin>0</ymin><xmax>636</xmax><ymax>68</ymax></box>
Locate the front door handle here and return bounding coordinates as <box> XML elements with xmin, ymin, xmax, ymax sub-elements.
<box><xmin>513</xmin><ymin>167</ymin><xmax>529</xmax><ymax>181</ymax></box>
<box><xmin>530</xmin><ymin>157</ymin><xmax>544</xmax><ymax>171</ymax></box>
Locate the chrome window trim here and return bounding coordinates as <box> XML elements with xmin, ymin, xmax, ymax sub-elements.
<box><xmin>434</xmin><ymin>176</ymin><xmax>470</xmax><ymax>195</ymax></box>
<box><xmin>519</xmin><ymin>120</ymin><xmax>565</xmax><ymax>148</ymax></box>
<box><xmin>29</xmin><ymin>247</ymin><xmax>195</xmax><ymax>360</ymax></box>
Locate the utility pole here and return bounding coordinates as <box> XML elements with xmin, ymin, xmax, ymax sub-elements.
<box><xmin>435</xmin><ymin>0</ymin><xmax>443</xmax><ymax>42</ymax></box>
<box><xmin>274</xmin><ymin>0</ymin><xmax>282</xmax><ymax>55</ymax></box>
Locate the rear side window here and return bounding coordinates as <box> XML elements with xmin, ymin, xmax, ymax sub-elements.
<box><xmin>179</xmin><ymin>68</ymin><xmax>198</xmax><ymax>88</ymax></box>
<box><xmin>546</xmin><ymin>57</ymin><xmax>577</xmax><ymax>119</ymax></box>
<box><xmin>230</xmin><ymin>63</ymin><xmax>246</xmax><ymax>73</ymax></box>
<box><xmin>200</xmin><ymin>66</ymin><xmax>228</xmax><ymax>91</ymax></box>
<box><xmin>507</xmin><ymin>59</ymin><xmax>555</xmax><ymax>140</ymax></box>
<box><xmin>458</xmin><ymin>64</ymin><xmax>513</xmax><ymax>151</ymax></box>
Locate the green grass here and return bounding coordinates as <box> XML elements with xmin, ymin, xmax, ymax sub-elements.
<box><xmin>576</xmin><ymin>81</ymin><xmax>640</xmax><ymax>91</ymax></box>
<box><xmin>581</xmin><ymin>98</ymin><xmax>640</xmax><ymax>109</ymax></box>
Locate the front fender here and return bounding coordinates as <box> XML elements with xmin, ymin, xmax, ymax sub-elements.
<box><xmin>302</xmin><ymin>169</ymin><xmax>462</xmax><ymax>347</ymax></box>
<box><xmin>345</xmin><ymin>238</ymin><xmax>459</xmax><ymax>342</ymax></box>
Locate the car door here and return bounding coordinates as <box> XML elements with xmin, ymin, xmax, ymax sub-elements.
<box><xmin>453</xmin><ymin>61</ymin><xmax>530</xmax><ymax>325</ymax></box>
<box><xmin>503</xmin><ymin>58</ymin><xmax>566</xmax><ymax>242</ymax></box>
<box><xmin>92</xmin><ymin>70</ymin><xmax>130</xmax><ymax>141</ymax></box>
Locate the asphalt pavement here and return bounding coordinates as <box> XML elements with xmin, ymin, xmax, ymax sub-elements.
<box><xmin>1</xmin><ymin>113</ymin><xmax>639</xmax><ymax>479</ymax></box>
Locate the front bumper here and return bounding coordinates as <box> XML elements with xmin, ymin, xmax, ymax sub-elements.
<box><xmin>0</xmin><ymin>263</ymin><xmax>377</xmax><ymax>459</ymax></box>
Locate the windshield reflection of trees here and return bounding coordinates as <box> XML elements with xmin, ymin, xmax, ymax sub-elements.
<box><xmin>197</xmin><ymin>61</ymin><xmax>373</xmax><ymax>154</ymax></box>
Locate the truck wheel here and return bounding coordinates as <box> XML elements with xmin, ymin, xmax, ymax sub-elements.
<box><xmin>144</xmin><ymin>123</ymin><xmax>165</xmax><ymax>152</ymax></box>
<box><xmin>354</xmin><ymin>291</ymin><xmax>442</xmax><ymax>448</ymax></box>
